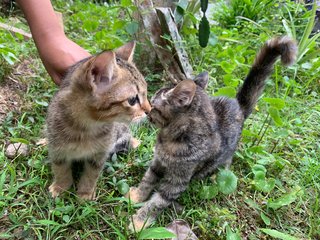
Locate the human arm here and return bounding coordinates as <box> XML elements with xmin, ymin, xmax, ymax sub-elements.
<box><xmin>17</xmin><ymin>0</ymin><xmax>90</xmax><ymax>85</ymax></box>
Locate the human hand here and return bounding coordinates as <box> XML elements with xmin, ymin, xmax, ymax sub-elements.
<box><xmin>17</xmin><ymin>0</ymin><xmax>91</xmax><ymax>85</ymax></box>
<box><xmin>38</xmin><ymin>35</ymin><xmax>90</xmax><ymax>85</ymax></box>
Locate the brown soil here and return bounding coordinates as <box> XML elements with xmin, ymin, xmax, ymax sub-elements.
<box><xmin>0</xmin><ymin>59</ymin><xmax>32</xmax><ymax>124</ymax></box>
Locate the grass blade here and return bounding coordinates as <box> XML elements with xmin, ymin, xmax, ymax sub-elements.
<box><xmin>260</xmin><ymin>228</ymin><xmax>299</xmax><ymax>240</ymax></box>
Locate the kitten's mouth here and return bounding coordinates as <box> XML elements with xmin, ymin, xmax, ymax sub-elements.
<box><xmin>132</xmin><ymin>114</ymin><xmax>147</xmax><ymax>124</ymax></box>
<box><xmin>148</xmin><ymin>109</ymin><xmax>165</xmax><ymax>128</ymax></box>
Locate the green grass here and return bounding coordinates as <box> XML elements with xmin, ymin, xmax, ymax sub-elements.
<box><xmin>0</xmin><ymin>0</ymin><xmax>319</xmax><ymax>239</ymax></box>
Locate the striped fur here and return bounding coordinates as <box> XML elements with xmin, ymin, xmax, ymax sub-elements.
<box><xmin>127</xmin><ymin>37</ymin><xmax>297</xmax><ymax>230</ymax></box>
<box><xmin>46</xmin><ymin>42</ymin><xmax>151</xmax><ymax>200</ymax></box>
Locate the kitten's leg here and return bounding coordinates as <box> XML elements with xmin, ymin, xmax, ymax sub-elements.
<box><xmin>126</xmin><ymin>160</ymin><xmax>163</xmax><ymax>203</ymax></box>
<box><xmin>77</xmin><ymin>152</ymin><xmax>106</xmax><ymax>200</ymax></box>
<box><xmin>112</xmin><ymin>123</ymin><xmax>139</xmax><ymax>155</ymax></box>
<box><xmin>130</xmin><ymin>192</ymin><xmax>170</xmax><ymax>231</ymax></box>
<box><xmin>130</xmin><ymin>171</ymin><xmax>191</xmax><ymax>231</ymax></box>
<box><xmin>49</xmin><ymin>160</ymin><xmax>73</xmax><ymax>198</ymax></box>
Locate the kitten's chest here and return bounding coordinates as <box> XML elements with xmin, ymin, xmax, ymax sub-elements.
<box><xmin>63</xmin><ymin>135</ymin><xmax>114</xmax><ymax>160</ymax></box>
<box><xmin>50</xmin><ymin>125</ymin><xmax>116</xmax><ymax>161</ymax></box>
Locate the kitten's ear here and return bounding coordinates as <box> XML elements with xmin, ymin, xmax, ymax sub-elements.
<box><xmin>115</xmin><ymin>41</ymin><xmax>135</xmax><ymax>62</ymax></box>
<box><xmin>89</xmin><ymin>51</ymin><xmax>116</xmax><ymax>91</ymax></box>
<box><xmin>170</xmin><ymin>80</ymin><xmax>196</xmax><ymax>107</ymax></box>
<box><xmin>194</xmin><ymin>72</ymin><xmax>209</xmax><ymax>89</ymax></box>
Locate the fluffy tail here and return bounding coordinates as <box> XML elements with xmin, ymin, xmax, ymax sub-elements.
<box><xmin>236</xmin><ymin>36</ymin><xmax>297</xmax><ymax>119</ymax></box>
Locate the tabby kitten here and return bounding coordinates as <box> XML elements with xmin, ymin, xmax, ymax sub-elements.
<box><xmin>127</xmin><ymin>37</ymin><xmax>297</xmax><ymax>230</ymax></box>
<box><xmin>46</xmin><ymin>42</ymin><xmax>151</xmax><ymax>200</ymax></box>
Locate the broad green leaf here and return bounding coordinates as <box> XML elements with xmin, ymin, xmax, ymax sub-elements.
<box><xmin>220</xmin><ymin>61</ymin><xmax>235</xmax><ymax>74</ymax></box>
<box><xmin>262</xmin><ymin>98</ymin><xmax>285</xmax><ymax>110</ymax></box>
<box><xmin>1</xmin><ymin>51</ymin><xmax>17</xmax><ymax>65</ymax></box>
<box><xmin>217</xmin><ymin>169</ymin><xmax>237</xmax><ymax>195</ymax></box>
<box><xmin>223</xmin><ymin>74</ymin><xmax>240</xmax><ymax>87</ymax></box>
<box><xmin>116</xmin><ymin>181</ymin><xmax>129</xmax><ymax>195</ymax></box>
<box><xmin>0</xmin><ymin>171</ymin><xmax>6</xmax><ymax>194</ymax></box>
<box><xmin>214</xmin><ymin>87</ymin><xmax>236</xmax><ymax>98</ymax></box>
<box><xmin>199</xmin><ymin>15</ymin><xmax>210</xmax><ymax>48</ymax></box>
<box><xmin>113</xmin><ymin>20</ymin><xmax>127</xmax><ymax>31</ymax></box>
<box><xmin>175</xmin><ymin>0</ymin><xmax>189</xmax><ymax>11</ymax></box>
<box><xmin>226</xmin><ymin>225</ymin><xmax>242</xmax><ymax>240</ymax></box>
<box><xmin>247</xmin><ymin>146</ymin><xmax>265</xmax><ymax>154</ymax></box>
<box><xmin>260</xmin><ymin>212</ymin><xmax>271</xmax><ymax>225</ymax></box>
<box><xmin>254</xmin><ymin>171</ymin><xmax>266</xmax><ymax>181</ymax></box>
<box><xmin>267</xmin><ymin>188</ymin><xmax>300</xmax><ymax>210</ymax></box>
<box><xmin>35</xmin><ymin>100</ymin><xmax>49</xmax><ymax>107</ymax></box>
<box><xmin>63</xmin><ymin>215</ymin><xmax>70</xmax><ymax>223</ymax></box>
<box><xmin>174</xmin><ymin>0</ymin><xmax>188</xmax><ymax>24</ymax></box>
<box><xmin>9</xmin><ymin>138</ymin><xmax>29</xmax><ymax>144</ymax></box>
<box><xmin>200</xmin><ymin>0</ymin><xmax>208</xmax><ymax>12</ymax></box>
<box><xmin>125</xmin><ymin>22</ymin><xmax>139</xmax><ymax>35</ymax></box>
<box><xmin>268</xmin><ymin>107</ymin><xmax>283</xmax><ymax>126</ymax></box>
<box><xmin>254</xmin><ymin>178</ymin><xmax>275</xmax><ymax>193</ymax></box>
<box><xmin>138</xmin><ymin>227</ymin><xmax>176</xmax><ymax>239</ymax></box>
<box><xmin>199</xmin><ymin>185</ymin><xmax>219</xmax><ymax>200</ymax></box>
<box><xmin>252</xmin><ymin>164</ymin><xmax>267</xmax><ymax>175</ymax></box>
<box><xmin>121</xmin><ymin>0</ymin><xmax>132</xmax><ymax>7</ymax></box>
<box><xmin>260</xmin><ymin>228</ymin><xmax>299</xmax><ymax>240</ymax></box>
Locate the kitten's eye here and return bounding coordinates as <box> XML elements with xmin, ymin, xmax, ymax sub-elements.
<box><xmin>128</xmin><ymin>95</ymin><xmax>139</xmax><ymax>106</ymax></box>
<box><xmin>116</xmin><ymin>57</ymin><xmax>121</xmax><ymax>63</ymax></box>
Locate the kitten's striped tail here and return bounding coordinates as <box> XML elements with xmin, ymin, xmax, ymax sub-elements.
<box><xmin>236</xmin><ymin>36</ymin><xmax>297</xmax><ymax>119</ymax></box>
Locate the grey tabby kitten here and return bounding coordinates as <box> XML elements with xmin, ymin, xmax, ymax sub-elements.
<box><xmin>46</xmin><ymin>42</ymin><xmax>151</xmax><ymax>200</ymax></box>
<box><xmin>126</xmin><ymin>37</ymin><xmax>297</xmax><ymax>230</ymax></box>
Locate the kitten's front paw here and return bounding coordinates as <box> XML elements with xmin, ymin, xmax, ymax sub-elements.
<box><xmin>77</xmin><ymin>190</ymin><xmax>96</xmax><ymax>200</ymax></box>
<box><xmin>49</xmin><ymin>183</ymin><xmax>64</xmax><ymax>198</ymax></box>
<box><xmin>129</xmin><ymin>214</ymin><xmax>152</xmax><ymax>232</ymax></box>
<box><xmin>130</xmin><ymin>138</ymin><xmax>141</xmax><ymax>149</ymax></box>
<box><xmin>125</xmin><ymin>187</ymin><xmax>144</xmax><ymax>203</ymax></box>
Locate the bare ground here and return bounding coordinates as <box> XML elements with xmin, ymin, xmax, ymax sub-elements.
<box><xmin>0</xmin><ymin>59</ymin><xmax>32</xmax><ymax>124</ymax></box>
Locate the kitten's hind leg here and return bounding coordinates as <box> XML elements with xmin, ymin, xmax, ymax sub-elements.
<box><xmin>49</xmin><ymin>160</ymin><xmax>73</xmax><ymax>198</ymax></box>
<box><xmin>112</xmin><ymin>123</ymin><xmax>139</xmax><ymax>155</ymax></box>
<box><xmin>77</xmin><ymin>153</ymin><xmax>106</xmax><ymax>200</ymax></box>
<box><xmin>130</xmin><ymin>192</ymin><xmax>170</xmax><ymax>231</ymax></box>
<box><xmin>130</xmin><ymin>169</ymin><xmax>192</xmax><ymax>231</ymax></box>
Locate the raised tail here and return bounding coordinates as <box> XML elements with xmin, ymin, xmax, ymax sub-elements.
<box><xmin>236</xmin><ymin>36</ymin><xmax>297</xmax><ymax>119</ymax></box>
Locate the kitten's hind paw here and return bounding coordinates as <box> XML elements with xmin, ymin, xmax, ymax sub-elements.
<box><xmin>129</xmin><ymin>214</ymin><xmax>152</xmax><ymax>232</ymax></box>
<box><xmin>49</xmin><ymin>183</ymin><xmax>65</xmax><ymax>198</ymax></box>
<box><xmin>77</xmin><ymin>190</ymin><xmax>96</xmax><ymax>201</ymax></box>
<box><xmin>125</xmin><ymin>187</ymin><xmax>145</xmax><ymax>203</ymax></box>
<box><xmin>130</xmin><ymin>138</ymin><xmax>140</xmax><ymax>149</ymax></box>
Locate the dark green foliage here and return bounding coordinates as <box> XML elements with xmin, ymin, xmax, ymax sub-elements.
<box><xmin>198</xmin><ymin>0</ymin><xmax>210</xmax><ymax>48</ymax></box>
<box><xmin>199</xmin><ymin>15</ymin><xmax>210</xmax><ymax>48</ymax></box>
<box><xmin>214</xmin><ymin>0</ymin><xmax>274</xmax><ymax>28</ymax></box>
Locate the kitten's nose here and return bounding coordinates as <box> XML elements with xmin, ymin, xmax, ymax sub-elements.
<box><xmin>142</xmin><ymin>100</ymin><xmax>152</xmax><ymax>114</ymax></box>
